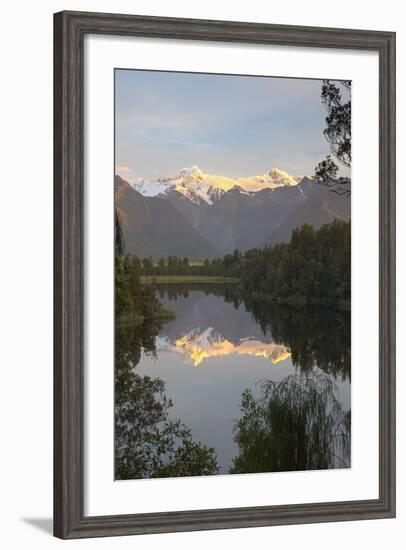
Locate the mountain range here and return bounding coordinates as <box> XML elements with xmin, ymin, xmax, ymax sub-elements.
<box><xmin>115</xmin><ymin>166</ymin><xmax>350</xmax><ymax>259</ymax></box>
<box><xmin>157</xmin><ymin>328</ymin><xmax>291</xmax><ymax>367</ymax></box>
<box><xmin>155</xmin><ymin>290</ymin><xmax>291</xmax><ymax>367</ymax></box>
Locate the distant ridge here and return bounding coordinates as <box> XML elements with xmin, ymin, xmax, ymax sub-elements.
<box><xmin>115</xmin><ymin>169</ymin><xmax>350</xmax><ymax>259</ymax></box>
<box><xmin>131</xmin><ymin>165</ymin><xmax>306</xmax><ymax>205</ymax></box>
<box><xmin>115</xmin><ymin>175</ymin><xmax>219</xmax><ymax>259</ymax></box>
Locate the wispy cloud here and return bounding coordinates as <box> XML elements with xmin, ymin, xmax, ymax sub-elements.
<box><xmin>116</xmin><ymin>165</ymin><xmax>132</xmax><ymax>173</ymax></box>
<box><xmin>115</xmin><ymin>70</ymin><xmax>350</xmax><ymax>179</ymax></box>
<box><xmin>115</xmin><ymin>165</ymin><xmax>144</xmax><ymax>185</ymax></box>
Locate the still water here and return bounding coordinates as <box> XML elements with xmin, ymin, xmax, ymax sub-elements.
<box><xmin>115</xmin><ymin>284</ymin><xmax>351</xmax><ymax>478</ymax></box>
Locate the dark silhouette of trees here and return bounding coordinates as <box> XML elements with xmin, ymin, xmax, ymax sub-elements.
<box><xmin>322</xmin><ymin>80</ymin><xmax>351</xmax><ymax>167</ymax></box>
<box><xmin>142</xmin><ymin>252</ymin><xmax>240</xmax><ymax>278</ymax></box>
<box><xmin>240</xmin><ymin>221</ymin><xmax>350</xmax><ymax>306</ymax></box>
<box><xmin>115</xmin><ymin>209</ymin><xmax>174</xmax><ymax>324</ymax></box>
<box><xmin>316</xmin><ymin>80</ymin><xmax>351</xmax><ymax>196</ymax></box>
<box><xmin>243</xmin><ymin>301</ymin><xmax>350</xmax><ymax>379</ymax></box>
<box><xmin>119</xmin><ymin>218</ymin><xmax>350</xmax><ymax>317</ymax></box>
<box><xmin>115</xmin><ymin>209</ymin><xmax>126</xmax><ymax>257</ymax></box>
<box><xmin>230</xmin><ymin>374</ymin><xmax>351</xmax><ymax>474</ymax></box>
<box><xmin>115</xmin><ymin>312</ymin><xmax>218</xmax><ymax>480</ymax></box>
<box><xmin>136</xmin><ymin>221</ymin><xmax>350</xmax><ymax>306</ymax></box>
<box><xmin>315</xmin><ymin>154</ymin><xmax>338</xmax><ymax>182</ymax></box>
<box><xmin>115</xmin><ymin>252</ymin><xmax>175</xmax><ymax>325</ymax></box>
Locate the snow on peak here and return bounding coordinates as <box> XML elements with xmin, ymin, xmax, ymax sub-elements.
<box><xmin>132</xmin><ymin>179</ymin><xmax>171</xmax><ymax>197</ymax></box>
<box><xmin>267</xmin><ymin>167</ymin><xmax>298</xmax><ymax>186</ymax></box>
<box><xmin>131</xmin><ymin>166</ymin><xmax>308</xmax><ymax>205</ymax></box>
<box><xmin>207</xmin><ymin>185</ymin><xmax>226</xmax><ymax>203</ymax></box>
<box><xmin>237</xmin><ymin>167</ymin><xmax>299</xmax><ymax>191</ymax></box>
<box><xmin>158</xmin><ymin>326</ymin><xmax>292</xmax><ymax>367</ymax></box>
<box><xmin>180</xmin><ymin>165</ymin><xmax>203</xmax><ymax>177</ymax></box>
<box><xmin>172</xmin><ymin>183</ymin><xmax>207</xmax><ymax>205</ymax></box>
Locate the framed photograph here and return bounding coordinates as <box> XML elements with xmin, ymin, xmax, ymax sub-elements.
<box><xmin>54</xmin><ymin>11</ymin><xmax>396</xmax><ymax>539</ymax></box>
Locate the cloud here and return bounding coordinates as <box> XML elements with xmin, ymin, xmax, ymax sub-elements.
<box><xmin>115</xmin><ymin>70</ymin><xmax>344</xmax><ymax>179</ymax></box>
<box><xmin>116</xmin><ymin>165</ymin><xmax>146</xmax><ymax>186</ymax></box>
<box><xmin>116</xmin><ymin>165</ymin><xmax>132</xmax><ymax>173</ymax></box>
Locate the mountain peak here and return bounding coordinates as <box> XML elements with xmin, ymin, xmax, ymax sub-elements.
<box><xmin>115</xmin><ymin>173</ymin><xmax>350</xmax><ymax>259</ymax></box>
<box><xmin>130</xmin><ymin>166</ymin><xmax>316</xmax><ymax>205</ymax></box>
<box><xmin>267</xmin><ymin>167</ymin><xmax>298</xmax><ymax>186</ymax></box>
<box><xmin>179</xmin><ymin>165</ymin><xmax>204</xmax><ymax>183</ymax></box>
<box><xmin>207</xmin><ymin>185</ymin><xmax>226</xmax><ymax>203</ymax></box>
<box><xmin>180</xmin><ymin>165</ymin><xmax>202</xmax><ymax>175</ymax></box>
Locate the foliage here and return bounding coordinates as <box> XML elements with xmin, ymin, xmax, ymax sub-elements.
<box><xmin>133</xmin><ymin>220</ymin><xmax>350</xmax><ymax>306</ymax></box>
<box><xmin>115</xmin><ymin>212</ymin><xmax>218</xmax><ymax>480</ymax></box>
<box><xmin>245</xmin><ymin>301</ymin><xmax>351</xmax><ymax>380</ymax></box>
<box><xmin>115</xmin><ymin>254</ymin><xmax>174</xmax><ymax>324</ymax></box>
<box><xmin>115</xmin><ymin>315</ymin><xmax>218</xmax><ymax>479</ymax></box>
<box><xmin>115</xmin><ymin>209</ymin><xmax>126</xmax><ymax>257</ymax></box>
<box><xmin>315</xmin><ymin>154</ymin><xmax>338</xmax><ymax>182</ymax></box>
<box><xmin>114</xmin><ymin>211</ymin><xmax>351</xmax><ymax>478</ymax></box>
<box><xmin>115</xmin><ymin>207</ymin><xmax>174</xmax><ymax>324</ymax></box>
<box><xmin>230</xmin><ymin>374</ymin><xmax>351</xmax><ymax>474</ymax></box>
<box><xmin>240</xmin><ymin>220</ymin><xmax>350</xmax><ymax>305</ymax></box>
<box><xmin>154</xmin><ymin>283</ymin><xmax>350</xmax><ymax>379</ymax></box>
<box><xmin>316</xmin><ymin>80</ymin><xmax>352</xmax><ymax>195</ymax></box>
<box><xmin>321</xmin><ymin>80</ymin><xmax>351</xmax><ymax>167</ymax></box>
<box><xmin>141</xmin><ymin>275</ymin><xmax>240</xmax><ymax>284</ymax></box>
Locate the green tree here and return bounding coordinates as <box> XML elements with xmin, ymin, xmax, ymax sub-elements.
<box><xmin>115</xmin><ymin>209</ymin><xmax>125</xmax><ymax>257</ymax></box>
<box><xmin>321</xmin><ymin>80</ymin><xmax>351</xmax><ymax>167</ymax></box>
<box><xmin>315</xmin><ymin>155</ymin><xmax>339</xmax><ymax>182</ymax></box>
<box><xmin>316</xmin><ymin>80</ymin><xmax>351</xmax><ymax>196</ymax></box>
<box><xmin>230</xmin><ymin>374</ymin><xmax>351</xmax><ymax>474</ymax></box>
<box><xmin>115</xmin><ymin>321</ymin><xmax>218</xmax><ymax>479</ymax></box>
<box><xmin>142</xmin><ymin>256</ymin><xmax>154</xmax><ymax>275</ymax></box>
<box><xmin>158</xmin><ymin>257</ymin><xmax>167</xmax><ymax>275</ymax></box>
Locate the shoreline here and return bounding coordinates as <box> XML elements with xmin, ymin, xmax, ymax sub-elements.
<box><xmin>140</xmin><ymin>275</ymin><xmax>241</xmax><ymax>284</ymax></box>
<box><xmin>249</xmin><ymin>291</ymin><xmax>351</xmax><ymax>310</ymax></box>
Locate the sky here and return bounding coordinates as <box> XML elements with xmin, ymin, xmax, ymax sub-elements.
<box><xmin>115</xmin><ymin>69</ymin><xmax>350</xmax><ymax>182</ymax></box>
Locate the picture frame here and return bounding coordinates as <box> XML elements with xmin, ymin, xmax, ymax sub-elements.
<box><xmin>54</xmin><ymin>10</ymin><xmax>396</xmax><ymax>539</ymax></box>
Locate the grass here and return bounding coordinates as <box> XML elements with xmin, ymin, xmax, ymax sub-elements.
<box><xmin>140</xmin><ymin>275</ymin><xmax>241</xmax><ymax>284</ymax></box>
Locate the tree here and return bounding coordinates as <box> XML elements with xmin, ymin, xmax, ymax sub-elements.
<box><xmin>239</xmin><ymin>221</ymin><xmax>350</xmax><ymax>306</ymax></box>
<box><xmin>316</xmin><ymin>80</ymin><xmax>351</xmax><ymax>196</ymax></box>
<box><xmin>142</xmin><ymin>256</ymin><xmax>153</xmax><ymax>275</ymax></box>
<box><xmin>115</xmin><ymin>368</ymin><xmax>219</xmax><ymax>479</ymax></box>
<box><xmin>230</xmin><ymin>374</ymin><xmax>351</xmax><ymax>474</ymax></box>
<box><xmin>158</xmin><ymin>257</ymin><xmax>167</xmax><ymax>275</ymax></box>
<box><xmin>321</xmin><ymin>80</ymin><xmax>351</xmax><ymax>167</ymax></box>
<box><xmin>115</xmin><ymin>209</ymin><xmax>125</xmax><ymax>257</ymax></box>
<box><xmin>245</xmin><ymin>301</ymin><xmax>351</xmax><ymax>379</ymax></box>
<box><xmin>115</xmin><ymin>321</ymin><xmax>218</xmax><ymax>479</ymax></box>
<box><xmin>315</xmin><ymin>155</ymin><xmax>338</xmax><ymax>182</ymax></box>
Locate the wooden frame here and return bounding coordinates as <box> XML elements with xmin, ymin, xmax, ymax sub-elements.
<box><xmin>54</xmin><ymin>10</ymin><xmax>396</xmax><ymax>539</ymax></box>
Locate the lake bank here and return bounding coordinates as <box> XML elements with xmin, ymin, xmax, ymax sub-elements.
<box><xmin>117</xmin><ymin>281</ymin><xmax>351</xmax><ymax>475</ymax></box>
<box><xmin>140</xmin><ymin>275</ymin><xmax>241</xmax><ymax>284</ymax></box>
<box><xmin>249</xmin><ymin>291</ymin><xmax>351</xmax><ymax>310</ymax></box>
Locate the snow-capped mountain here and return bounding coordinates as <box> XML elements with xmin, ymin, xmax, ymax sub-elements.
<box><xmin>132</xmin><ymin>165</ymin><xmax>304</xmax><ymax>205</ymax></box>
<box><xmin>115</xmin><ymin>165</ymin><xmax>350</xmax><ymax>259</ymax></box>
<box><xmin>155</xmin><ymin>326</ymin><xmax>291</xmax><ymax>367</ymax></box>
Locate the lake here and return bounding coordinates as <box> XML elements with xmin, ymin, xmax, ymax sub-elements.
<box><xmin>115</xmin><ymin>283</ymin><xmax>351</xmax><ymax>478</ymax></box>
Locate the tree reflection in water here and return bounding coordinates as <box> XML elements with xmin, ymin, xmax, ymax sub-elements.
<box><xmin>115</xmin><ymin>320</ymin><xmax>218</xmax><ymax>479</ymax></box>
<box><xmin>231</xmin><ymin>374</ymin><xmax>350</xmax><ymax>474</ymax></box>
<box><xmin>245</xmin><ymin>300</ymin><xmax>351</xmax><ymax>380</ymax></box>
<box><xmin>158</xmin><ymin>283</ymin><xmax>350</xmax><ymax>380</ymax></box>
<box><xmin>115</xmin><ymin>284</ymin><xmax>351</xmax><ymax>478</ymax></box>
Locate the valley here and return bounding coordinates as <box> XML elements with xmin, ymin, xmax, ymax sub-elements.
<box><xmin>115</xmin><ymin>165</ymin><xmax>350</xmax><ymax>259</ymax></box>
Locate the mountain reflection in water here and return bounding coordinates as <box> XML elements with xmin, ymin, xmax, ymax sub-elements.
<box><xmin>159</xmin><ymin>328</ymin><xmax>291</xmax><ymax>367</ymax></box>
<box><xmin>115</xmin><ymin>283</ymin><xmax>351</xmax><ymax>477</ymax></box>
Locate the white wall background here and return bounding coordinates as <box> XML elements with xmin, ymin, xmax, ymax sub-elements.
<box><xmin>0</xmin><ymin>0</ymin><xmax>403</xmax><ymax>547</ymax></box>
